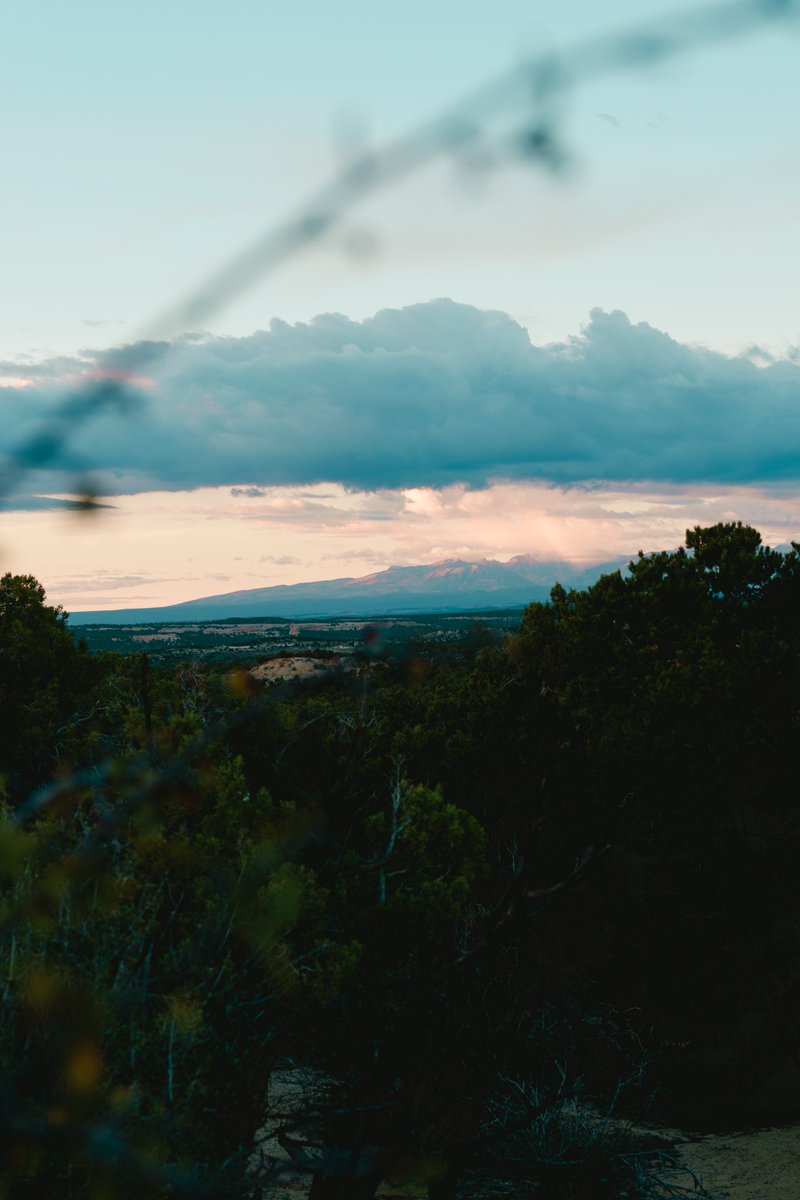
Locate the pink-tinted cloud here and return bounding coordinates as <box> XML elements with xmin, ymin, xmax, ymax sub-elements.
<box><xmin>3</xmin><ymin>479</ymin><xmax>798</xmax><ymax>612</ymax></box>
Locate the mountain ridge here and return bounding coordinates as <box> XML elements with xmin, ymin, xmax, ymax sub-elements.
<box><xmin>69</xmin><ymin>554</ymin><xmax>631</xmax><ymax>625</ymax></box>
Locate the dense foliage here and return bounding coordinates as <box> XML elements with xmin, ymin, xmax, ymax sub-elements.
<box><xmin>1</xmin><ymin>523</ymin><xmax>798</xmax><ymax>1197</ymax></box>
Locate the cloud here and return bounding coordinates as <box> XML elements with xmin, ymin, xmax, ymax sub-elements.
<box><xmin>5</xmin><ymin>299</ymin><xmax>800</xmax><ymax>495</ymax></box>
<box><xmin>51</xmin><ymin>572</ymin><xmax>177</xmax><ymax>594</ymax></box>
<box><xmin>231</xmin><ymin>486</ymin><xmax>268</xmax><ymax>497</ymax></box>
<box><xmin>321</xmin><ymin>548</ymin><xmax>396</xmax><ymax>566</ymax></box>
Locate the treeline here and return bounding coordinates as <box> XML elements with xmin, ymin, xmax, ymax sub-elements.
<box><xmin>1</xmin><ymin>522</ymin><xmax>799</xmax><ymax>1198</ymax></box>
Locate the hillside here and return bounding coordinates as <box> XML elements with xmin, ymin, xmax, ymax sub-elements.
<box><xmin>70</xmin><ymin>553</ymin><xmax>628</xmax><ymax>624</ymax></box>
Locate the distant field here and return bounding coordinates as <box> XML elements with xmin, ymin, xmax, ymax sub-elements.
<box><xmin>73</xmin><ymin>609</ymin><xmax>523</xmax><ymax>663</ymax></box>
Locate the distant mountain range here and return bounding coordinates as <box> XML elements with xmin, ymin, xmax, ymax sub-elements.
<box><xmin>70</xmin><ymin>554</ymin><xmax>631</xmax><ymax>625</ymax></box>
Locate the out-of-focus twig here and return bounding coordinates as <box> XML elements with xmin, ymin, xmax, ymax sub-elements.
<box><xmin>0</xmin><ymin>0</ymin><xmax>795</xmax><ymax>504</ymax></box>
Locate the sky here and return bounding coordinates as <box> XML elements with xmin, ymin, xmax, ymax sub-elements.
<box><xmin>2</xmin><ymin>0</ymin><xmax>800</xmax><ymax>610</ymax></box>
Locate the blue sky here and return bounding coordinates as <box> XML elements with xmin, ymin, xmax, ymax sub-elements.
<box><xmin>3</xmin><ymin>0</ymin><xmax>799</xmax><ymax>357</ymax></box>
<box><xmin>2</xmin><ymin>0</ymin><xmax>800</xmax><ymax>608</ymax></box>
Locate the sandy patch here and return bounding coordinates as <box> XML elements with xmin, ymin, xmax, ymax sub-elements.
<box><xmin>254</xmin><ymin>1071</ymin><xmax>800</xmax><ymax>1198</ymax></box>
<box><xmin>672</xmin><ymin>1124</ymin><xmax>800</xmax><ymax>1199</ymax></box>
<box><xmin>250</xmin><ymin>656</ymin><xmax>356</xmax><ymax>683</ymax></box>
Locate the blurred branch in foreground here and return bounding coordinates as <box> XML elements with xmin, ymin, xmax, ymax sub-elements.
<box><xmin>0</xmin><ymin>0</ymin><xmax>797</xmax><ymax>507</ymax></box>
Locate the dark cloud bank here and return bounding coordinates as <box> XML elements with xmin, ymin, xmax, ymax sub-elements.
<box><xmin>4</xmin><ymin>300</ymin><xmax>800</xmax><ymax>497</ymax></box>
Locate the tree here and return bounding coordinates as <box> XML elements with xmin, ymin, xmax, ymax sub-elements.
<box><xmin>512</xmin><ymin>525</ymin><xmax>800</xmax><ymax>1123</ymax></box>
<box><xmin>685</xmin><ymin>520</ymin><xmax>784</xmax><ymax>602</ymax></box>
<box><xmin>0</xmin><ymin>574</ymin><xmax>98</xmax><ymax>802</ymax></box>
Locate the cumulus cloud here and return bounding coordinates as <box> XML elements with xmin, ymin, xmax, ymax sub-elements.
<box><xmin>4</xmin><ymin>300</ymin><xmax>800</xmax><ymax>497</ymax></box>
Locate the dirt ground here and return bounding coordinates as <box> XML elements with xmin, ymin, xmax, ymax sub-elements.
<box><xmin>672</xmin><ymin>1123</ymin><xmax>800</xmax><ymax>1199</ymax></box>
<box><xmin>249</xmin><ymin>656</ymin><xmax>351</xmax><ymax>683</ymax></box>
<box><xmin>257</xmin><ymin>1073</ymin><xmax>800</xmax><ymax>1198</ymax></box>
<box><xmin>256</xmin><ymin>1124</ymin><xmax>800</xmax><ymax>1199</ymax></box>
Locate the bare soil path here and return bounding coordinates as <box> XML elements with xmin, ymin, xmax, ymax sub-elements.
<box><xmin>257</xmin><ymin>1073</ymin><xmax>800</xmax><ymax>1198</ymax></box>
<box><xmin>672</xmin><ymin>1124</ymin><xmax>800</xmax><ymax>1199</ymax></box>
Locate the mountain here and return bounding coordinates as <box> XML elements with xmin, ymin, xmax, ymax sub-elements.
<box><xmin>69</xmin><ymin>554</ymin><xmax>630</xmax><ymax>625</ymax></box>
